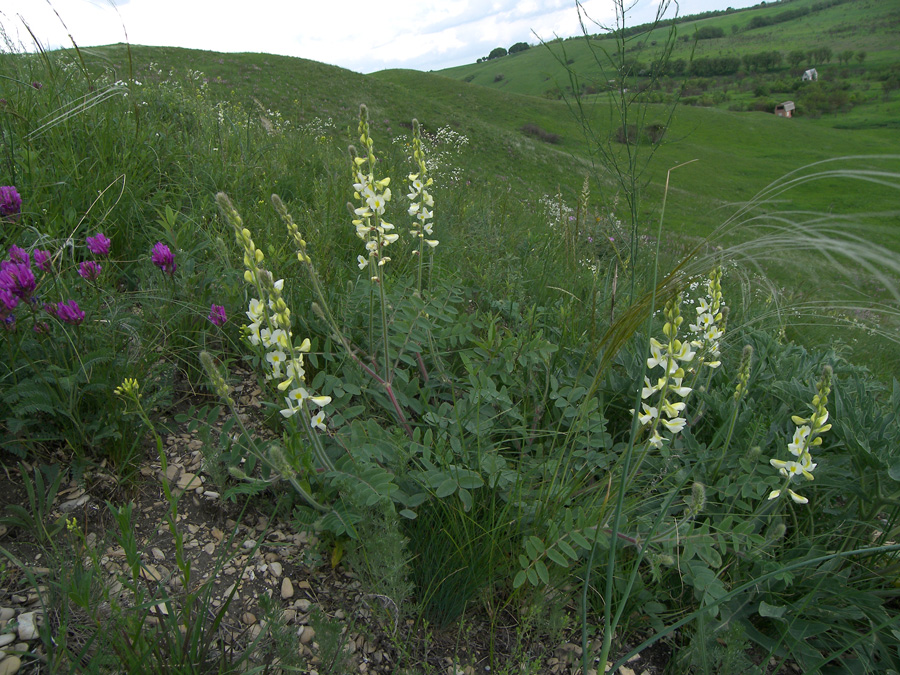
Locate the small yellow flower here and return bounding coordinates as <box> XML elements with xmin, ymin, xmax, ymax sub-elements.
<box><xmin>114</xmin><ymin>378</ymin><xmax>140</xmax><ymax>398</ymax></box>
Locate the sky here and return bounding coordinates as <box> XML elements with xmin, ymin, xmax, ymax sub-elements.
<box><xmin>2</xmin><ymin>0</ymin><xmax>764</xmax><ymax>74</ymax></box>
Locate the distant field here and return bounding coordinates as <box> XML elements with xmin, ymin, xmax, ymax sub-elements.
<box><xmin>439</xmin><ymin>0</ymin><xmax>900</xmax><ymax>129</ymax></box>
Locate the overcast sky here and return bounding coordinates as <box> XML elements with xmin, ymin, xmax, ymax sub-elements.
<box><xmin>2</xmin><ymin>0</ymin><xmax>763</xmax><ymax>74</ymax></box>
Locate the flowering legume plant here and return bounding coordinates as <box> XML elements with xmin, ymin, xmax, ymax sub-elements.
<box><xmin>0</xmin><ymin>186</ymin><xmax>200</xmax><ymax>463</ymax></box>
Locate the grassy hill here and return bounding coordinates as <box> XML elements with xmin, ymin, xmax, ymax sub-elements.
<box><xmin>438</xmin><ymin>0</ymin><xmax>900</xmax><ymax>129</ymax></box>
<box><xmin>16</xmin><ymin>31</ymin><xmax>900</xmax><ymax>372</ymax></box>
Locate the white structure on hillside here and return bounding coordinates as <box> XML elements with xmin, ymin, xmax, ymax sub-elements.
<box><xmin>802</xmin><ymin>68</ymin><xmax>818</xmax><ymax>81</ymax></box>
<box><xmin>775</xmin><ymin>101</ymin><xmax>796</xmax><ymax>118</ymax></box>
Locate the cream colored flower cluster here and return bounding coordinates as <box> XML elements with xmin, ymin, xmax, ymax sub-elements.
<box><xmin>688</xmin><ymin>266</ymin><xmax>725</xmax><ymax>369</ymax></box>
<box><xmin>407</xmin><ymin>119</ymin><xmax>437</xmax><ymax>252</ymax></box>
<box><xmin>637</xmin><ymin>295</ymin><xmax>695</xmax><ymax>449</ymax></box>
<box><xmin>768</xmin><ymin>366</ymin><xmax>832</xmax><ymax>505</ymax></box>
<box><xmin>351</xmin><ymin>105</ymin><xmax>399</xmax><ymax>281</ymax></box>
<box><xmin>216</xmin><ymin>193</ymin><xmax>331</xmax><ymax>432</ymax></box>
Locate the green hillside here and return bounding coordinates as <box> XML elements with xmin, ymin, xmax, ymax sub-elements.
<box><xmin>32</xmin><ymin>37</ymin><xmax>900</xmax><ymax>371</ymax></box>
<box><xmin>78</xmin><ymin>41</ymin><xmax>897</xmax><ymax>238</ymax></box>
<box><xmin>439</xmin><ymin>0</ymin><xmax>900</xmax><ymax>128</ymax></box>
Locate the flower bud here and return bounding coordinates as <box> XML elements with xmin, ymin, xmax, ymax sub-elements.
<box><xmin>228</xmin><ymin>466</ymin><xmax>248</xmax><ymax>480</ymax></box>
<box><xmin>690</xmin><ymin>482</ymin><xmax>706</xmax><ymax>512</ymax></box>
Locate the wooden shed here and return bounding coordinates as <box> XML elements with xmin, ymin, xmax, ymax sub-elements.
<box><xmin>775</xmin><ymin>101</ymin><xmax>795</xmax><ymax>118</ymax></box>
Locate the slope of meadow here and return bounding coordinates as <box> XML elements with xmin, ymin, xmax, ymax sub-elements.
<box><xmin>1</xmin><ymin>7</ymin><xmax>900</xmax><ymax>673</ymax></box>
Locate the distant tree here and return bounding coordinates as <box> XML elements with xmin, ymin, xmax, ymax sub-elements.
<box><xmin>488</xmin><ymin>47</ymin><xmax>507</xmax><ymax>60</ymax></box>
<box><xmin>509</xmin><ymin>42</ymin><xmax>530</xmax><ymax>54</ymax></box>
<box><xmin>743</xmin><ymin>50</ymin><xmax>783</xmax><ymax>72</ymax></box>
<box><xmin>820</xmin><ymin>46</ymin><xmax>832</xmax><ymax>63</ymax></box>
<box><xmin>838</xmin><ymin>49</ymin><xmax>854</xmax><ymax>65</ymax></box>
<box><xmin>666</xmin><ymin>58</ymin><xmax>687</xmax><ymax>76</ymax></box>
<box><xmin>855</xmin><ymin>50</ymin><xmax>866</xmax><ymax>65</ymax></box>
<box><xmin>788</xmin><ymin>50</ymin><xmax>806</xmax><ymax>69</ymax></box>
<box><xmin>689</xmin><ymin>55</ymin><xmax>741</xmax><ymax>76</ymax></box>
<box><xmin>694</xmin><ymin>26</ymin><xmax>725</xmax><ymax>40</ymax></box>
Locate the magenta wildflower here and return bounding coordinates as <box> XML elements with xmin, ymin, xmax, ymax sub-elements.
<box><xmin>56</xmin><ymin>300</ymin><xmax>85</xmax><ymax>325</ymax></box>
<box><xmin>32</xmin><ymin>82</ymin><xmax>42</xmax><ymax>89</ymax></box>
<box><xmin>33</xmin><ymin>249</ymin><xmax>51</xmax><ymax>272</ymax></box>
<box><xmin>8</xmin><ymin>245</ymin><xmax>29</xmax><ymax>265</ymax></box>
<box><xmin>151</xmin><ymin>242</ymin><xmax>176</xmax><ymax>275</ymax></box>
<box><xmin>0</xmin><ymin>186</ymin><xmax>22</xmax><ymax>219</ymax></box>
<box><xmin>0</xmin><ymin>261</ymin><xmax>36</xmax><ymax>299</ymax></box>
<box><xmin>208</xmin><ymin>303</ymin><xmax>227</xmax><ymax>327</ymax></box>
<box><xmin>0</xmin><ymin>287</ymin><xmax>17</xmax><ymax>314</ymax></box>
<box><xmin>86</xmin><ymin>233</ymin><xmax>111</xmax><ymax>257</ymax></box>
<box><xmin>78</xmin><ymin>260</ymin><xmax>102</xmax><ymax>281</ymax></box>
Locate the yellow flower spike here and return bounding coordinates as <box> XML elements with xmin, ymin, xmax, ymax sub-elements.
<box><xmin>114</xmin><ymin>377</ymin><xmax>140</xmax><ymax>398</ymax></box>
<box><xmin>255</xmin><ymin>249</ymin><xmax>264</xmax><ymax>263</ymax></box>
<box><xmin>766</xmin><ymin>364</ymin><xmax>833</xmax><ymax>507</ymax></box>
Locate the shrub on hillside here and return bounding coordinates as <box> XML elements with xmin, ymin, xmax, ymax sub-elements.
<box><xmin>694</xmin><ymin>26</ymin><xmax>725</xmax><ymax>40</ymax></box>
<box><xmin>521</xmin><ymin>123</ymin><xmax>561</xmax><ymax>144</ymax></box>
<box><xmin>690</xmin><ymin>56</ymin><xmax>741</xmax><ymax>77</ymax></box>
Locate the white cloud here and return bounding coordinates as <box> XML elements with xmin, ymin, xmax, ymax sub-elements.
<box><xmin>1</xmin><ymin>0</ymin><xmax>763</xmax><ymax>74</ymax></box>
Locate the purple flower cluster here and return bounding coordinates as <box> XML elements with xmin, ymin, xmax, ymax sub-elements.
<box><xmin>78</xmin><ymin>260</ymin><xmax>102</xmax><ymax>281</ymax></box>
<box><xmin>1</xmin><ymin>245</ymin><xmax>37</xmax><ymax>321</ymax></box>
<box><xmin>86</xmin><ymin>233</ymin><xmax>111</xmax><ymax>257</ymax></box>
<box><xmin>0</xmin><ymin>186</ymin><xmax>22</xmax><ymax>219</ymax></box>
<box><xmin>207</xmin><ymin>303</ymin><xmax>227</xmax><ymax>327</ymax></box>
<box><xmin>9</xmin><ymin>245</ymin><xmax>29</xmax><ymax>265</ymax></box>
<box><xmin>0</xmin><ymin>260</ymin><xmax>36</xmax><ymax>304</ymax></box>
<box><xmin>151</xmin><ymin>242</ymin><xmax>176</xmax><ymax>275</ymax></box>
<box><xmin>33</xmin><ymin>249</ymin><xmax>51</xmax><ymax>272</ymax></box>
<box><xmin>55</xmin><ymin>300</ymin><xmax>85</xmax><ymax>325</ymax></box>
<box><xmin>1</xmin><ymin>243</ymin><xmax>79</xmax><ymax>328</ymax></box>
